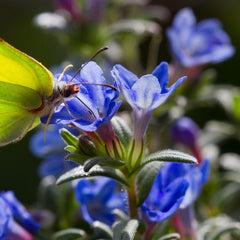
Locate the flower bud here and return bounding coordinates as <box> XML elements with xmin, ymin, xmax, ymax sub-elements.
<box><xmin>78</xmin><ymin>135</ymin><xmax>97</xmax><ymax>156</ymax></box>
<box><xmin>170</xmin><ymin>117</ymin><xmax>199</xmax><ymax>150</ymax></box>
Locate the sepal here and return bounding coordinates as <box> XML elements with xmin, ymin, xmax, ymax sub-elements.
<box><xmin>111</xmin><ymin>116</ymin><xmax>132</xmax><ymax>148</ymax></box>
<box><xmin>60</xmin><ymin>128</ymin><xmax>79</xmax><ymax>148</ymax></box>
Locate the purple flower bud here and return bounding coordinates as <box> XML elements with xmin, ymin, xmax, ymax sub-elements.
<box><xmin>170</xmin><ymin>117</ymin><xmax>199</xmax><ymax>150</ymax></box>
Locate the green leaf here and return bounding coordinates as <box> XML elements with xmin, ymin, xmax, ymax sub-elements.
<box><xmin>60</xmin><ymin>128</ymin><xmax>79</xmax><ymax>148</ymax></box>
<box><xmin>53</xmin><ymin>228</ymin><xmax>85</xmax><ymax>240</ymax></box>
<box><xmin>56</xmin><ymin>165</ymin><xmax>128</xmax><ymax>186</ymax></box>
<box><xmin>136</xmin><ymin>161</ymin><xmax>164</xmax><ymax>206</ymax></box>
<box><xmin>112</xmin><ymin>209</ymin><xmax>129</xmax><ymax>221</ymax></box>
<box><xmin>158</xmin><ymin>233</ymin><xmax>180</xmax><ymax>240</ymax></box>
<box><xmin>207</xmin><ymin>222</ymin><xmax>240</xmax><ymax>240</ymax></box>
<box><xmin>93</xmin><ymin>221</ymin><xmax>113</xmax><ymax>239</ymax></box>
<box><xmin>233</xmin><ymin>95</ymin><xmax>240</xmax><ymax>121</ymax></box>
<box><xmin>111</xmin><ymin>116</ymin><xmax>132</xmax><ymax>148</ymax></box>
<box><xmin>143</xmin><ymin>149</ymin><xmax>197</xmax><ymax>165</ymax></box>
<box><xmin>84</xmin><ymin>157</ymin><xmax>125</xmax><ymax>172</ymax></box>
<box><xmin>113</xmin><ymin>219</ymin><xmax>143</xmax><ymax>240</ymax></box>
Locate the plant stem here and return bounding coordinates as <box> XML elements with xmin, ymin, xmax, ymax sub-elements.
<box><xmin>127</xmin><ymin>179</ymin><xmax>138</xmax><ymax>219</ymax></box>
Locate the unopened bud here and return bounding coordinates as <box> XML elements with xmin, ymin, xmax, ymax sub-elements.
<box><xmin>78</xmin><ymin>135</ymin><xmax>97</xmax><ymax>156</ymax></box>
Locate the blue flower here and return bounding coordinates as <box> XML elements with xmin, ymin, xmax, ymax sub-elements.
<box><xmin>0</xmin><ymin>191</ymin><xmax>40</xmax><ymax>240</ymax></box>
<box><xmin>140</xmin><ymin>170</ymin><xmax>188</xmax><ymax>223</ymax></box>
<box><xmin>42</xmin><ymin>61</ymin><xmax>121</xmax><ymax>133</ymax></box>
<box><xmin>30</xmin><ymin>125</ymin><xmax>78</xmax><ymax>178</ymax></box>
<box><xmin>141</xmin><ymin>159</ymin><xmax>210</xmax><ymax>223</ymax></box>
<box><xmin>75</xmin><ymin>177</ymin><xmax>127</xmax><ymax>226</ymax></box>
<box><xmin>167</xmin><ymin>8</ymin><xmax>235</xmax><ymax>67</ymax></box>
<box><xmin>111</xmin><ymin>62</ymin><xmax>186</xmax><ymax>140</ymax></box>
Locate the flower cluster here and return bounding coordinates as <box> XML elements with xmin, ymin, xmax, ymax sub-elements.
<box><xmin>2</xmin><ymin>4</ymin><xmax>238</xmax><ymax>240</ymax></box>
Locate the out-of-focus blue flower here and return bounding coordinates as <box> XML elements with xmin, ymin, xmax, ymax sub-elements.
<box><xmin>170</xmin><ymin>117</ymin><xmax>199</xmax><ymax>150</ymax></box>
<box><xmin>111</xmin><ymin>62</ymin><xmax>186</xmax><ymax>140</ymax></box>
<box><xmin>75</xmin><ymin>177</ymin><xmax>126</xmax><ymax>226</ymax></box>
<box><xmin>0</xmin><ymin>191</ymin><xmax>40</xmax><ymax>240</ymax></box>
<box><xmin>30</xmin><ymin>125</ymin><xmax>78</xmax><ymax>178</ymax></box>
<box><xmin>1</xmin><ymin>192</ymin><xmax>40</xmax><ymax>234</ymax></box>
<box><xmin>42</xmin><ymin>61</ymin><xmax>121</xmax><ymax>134</ymax></box>
<box><xmin>141</xmin><ymin>159</ymin><xmax>210</xmax><ymax>223</ymax></box>
<box><xmin>167</xmin><ymin>8</ymin><xmax>235</xmax><ymax>67</ymax></box>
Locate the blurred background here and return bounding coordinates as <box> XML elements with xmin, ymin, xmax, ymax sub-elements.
<box><xmin>0</xmin><ymin>0</ymin><xmax>239</xmax><ymax>204</ymax></box>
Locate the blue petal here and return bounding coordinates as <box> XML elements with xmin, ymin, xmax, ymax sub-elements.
<box><xmin>30</xmin><ymin>125</ymin><xmax>66</xmax><ymax>158</ymax></box>
<box><xmin>173</xmin><ymin>8</ymin><xmax>196</xmax><ymax>29</ymax></box>
<box><xmin>152</xmin><ymin>62</ymin><xmax>169</xmax><ymax>89</ymax></box>
<box><xmin>1</xmin><ymin>192</ymin><xmax>40</xmax><ymax>233</ymax></box>
<box><xmin>111</xmin><ymin>64</ymin><xmax>139</xmax><ymax>109</ymax></box>
<box><xmin>150</xmin><ymin>76</ymin><xmax>187</xmax><ymax>110</ymax></box>
<box><xmin>132</xmin><ymin>74</ymin><xmax>161</xmax><ymax>110</ymax></box>
<box><xmin>38</xmin><ymin>155</ymin><xmax>78</xmax><ymax>178</ymax></box>
<box><xmin>141</xmin><ymin>179</ymin><xmax>188</xmax><ymax>222</ymax></box>
<box><xmin>75</xmin><ymin>177</ymin><xmax>126</xmax><ymax>226</ymax></box>
<box><xmin>79</xmin><ymin>61</ymin><xmax>106</xmax><ymax>112</ymax></box>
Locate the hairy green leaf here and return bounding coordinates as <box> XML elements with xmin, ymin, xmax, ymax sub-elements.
<box><xmin>56</xmin><ymin>165</ymin><xmax>128</xmax><ymax>186</ymax></box>
<box><xmin>113</xmin><ymin>219</ymin><xmax>142</xmax><ymax>240</ymax></box>
<box><xmin>53</xmin><ymin>228</ymin><xmax>85</xmax><ymax>240</ymax></box>
<box><xmin>136</xmin><ymin>161</ymin><xmax>164</xmax><ymax>206</ymax></box>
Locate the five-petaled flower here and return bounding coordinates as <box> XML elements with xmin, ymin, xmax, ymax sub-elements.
<box><xmin>112</xmin><ymin>62</ymin><xmax>186</xmax><ymax>141</ymax></box>
<box><xmin>167</xmin><ymin>8</ymin><xmax>235</xmax><ymax>67</ymax></box>
<box><xmin>112</xmin><ymin>62</ymin><xmax>186</xmax><ymax>167</ymax></box>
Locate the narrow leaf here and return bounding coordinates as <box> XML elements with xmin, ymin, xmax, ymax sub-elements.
<box><xmin>158</xmin><ymin>233</ymin><xmax>180</xmax><ymax>240</ymax></box>
<box><xmin>208</xmin><ymin>222</ymin><xmax>240</xmax><ymax>240</ymax></box>
<box><xmin>136</xmin><ymin>161</ymin><xmax>164</xmax><ymax>206</ymax></box>
<box><xmin>64</xmin><ymin>145</ymin><xmax>78</xmax><ymax>153</ymax></box>
<box><xmin>113</xmin><ymin>219</ymin><xmax>141</xmax><ymax>240</ymax></box>
<box><xmin>93</xmin><ymin>221</ymin><xmax>113</xmax><ymax>239</ymax></box>
<box><xmin>56</xmin><ymin>165</ymin><xmax>128</xmax><ymax>186</ymax></box>
<box><xmin>53</xmin><ymin>228</ymin><xmax>85</xmax><ymax>240</ymax></box>
<box><xmin>143</xmin><ymin>149</ymin><xmax>197</xmax><ymax>165</ymax></box>
<box><xmin>112</xmin><ymin>209</ymin><xmax>129</xmax><ymax>221</ymax></box>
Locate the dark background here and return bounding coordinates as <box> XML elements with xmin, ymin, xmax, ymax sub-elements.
<box><xmin>0</xmin><ymin>0</ymin><xmax>239</xmax><ymax>204</ymax></box>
